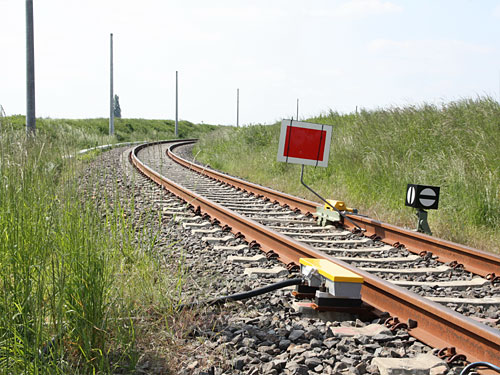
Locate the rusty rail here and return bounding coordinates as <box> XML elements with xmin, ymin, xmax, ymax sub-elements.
<box><xmin>131</xmin><ymin>141</ymin><xmax>500</xmax><ymax>365</ymax></box>
<box><xmin>342</xmin><ymin>216</ymin><xmax>500</xmax><ymax>278</ymax></box>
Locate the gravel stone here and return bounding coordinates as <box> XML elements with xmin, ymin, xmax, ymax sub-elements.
<box><xmin>305</xmin><ymin>357</ymin><xmax>322</xmax><ymax>369</ymax></box>
<box><xmin>232</xmin><ymin>357</ymin><xmax>246</xmax><ymax>370</ymax></box>
<box><xmin>279</xmin><ymin>339</ymin><xmax>292</xmax><ymax>350</ymax></box>
<box><xmin>288</xmin><ymin>329</ymin><xmax>305</xmax><ymax>342</ymax></box>
<box><xmin>285</xmin><ymin>363</ymin><xmax>309</xmax><ymax>375</ymax></box>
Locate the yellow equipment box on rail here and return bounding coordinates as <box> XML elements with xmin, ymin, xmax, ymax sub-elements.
<box><xmin>299</xmin><ymin>258</ymin><xmax>363</xmax><ymax>306</ymax></box>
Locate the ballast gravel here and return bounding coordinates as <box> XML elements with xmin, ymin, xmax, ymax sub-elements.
<box><xmin>80</xmin><ymin>145</ymin><xmax>480</xmax><ymax>375</ymax></box>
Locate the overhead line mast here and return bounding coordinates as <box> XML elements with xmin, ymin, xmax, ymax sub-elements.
<box><xmin>236</xmin><ymin>88</ymin><xmax>239</xmax><ymax>127</ymax></box>
<box><xmin>109</xmin><ymin>33</ymin><xmax>114</xmax><ymax>136</ymax></box>
<box><xmin>26</xmin><ymin>0</ymin><xmax>36</xmax><ymax>135</ymax></box>
<box><xmin>175</xmin><ymin>71</ymin><xmax>178</xmax><ymax>137</ymax></box>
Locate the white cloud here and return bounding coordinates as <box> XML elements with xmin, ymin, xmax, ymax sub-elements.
<box><xmin>308</xmin><ymin>0</ymin><xmax>402</xmax><ymax>18</ymax></box>
<box><xmin>493</xmin><ymin>4</ymin><xmax>500</xmax><ymax>18</ymax></box>
<box><xmin>368</xmin><ymin>39</ymin><xmax>493</xmax><ymax>59</ymax></box>
<box><xmin>337</xmin><ymin>0</ymin><xmax>402</xmax><ymax>16</ymax></box>
<box><xmin>363</xmin><ymin>38</ymin><xmax>499</xmax><ymax>101</ymax></box>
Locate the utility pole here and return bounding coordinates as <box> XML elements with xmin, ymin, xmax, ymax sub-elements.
<box><xmin>26</xmin><ymin>0</ymin><xmax>36</xmax><ymax>135</ymax></box>
<box><xmin>175</xmin><ymin>71</ymin><xmax>178</xmax><ymax>137</ymax></box>
<box><xmin>296</xmin><ymin>98</ymin><xmax>299</xmax><ymax>121</ymax></box>
<box><xmin>236</xmin><ymin>88</ymin><xmax>239</xmax><ymax>127</ymax></box>
<box><xmin>109</xmin><ymin>33</ymin><xmax>114</xmax><ymax>136</ymax></box>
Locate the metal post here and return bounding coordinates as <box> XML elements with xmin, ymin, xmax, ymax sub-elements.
<box><xmin>236</xmin><ymin>88</ymin><xmax>239</xmax><ymax>127</ymax></box>
<box><xmin>296</xmin><ymin>98</ymin><xmax>299</xmax><ymax>121</ymax></box>
<box><xmin>416</xmin><ymin>209</ymin><xmax>432</xmax><ymax>236</ymax></box>
<box><xmin>175</xmin><ymin>71</ymin><xmax>178</xmax><ymax>137</ymax></box>
<box><xmin>26</xmin><ymin>0</ymin><xmax>36</xmax><ymax>135</ymax></box>
<box><xmin>109</xmin><ymin>33</ymin><xmax>114</xmax><ymax>136</ymax></box>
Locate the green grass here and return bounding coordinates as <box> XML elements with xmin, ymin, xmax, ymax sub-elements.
<box><xmin>0</xmin><ymin>116</ymin><xmax>217</xmax><ymax>373</ymax></box>
<box><xmin>4</xmin><ymin>116</ymin><xmax>218</xmax><ymax>151</ymax></box>
<box><xmin>194</xmin><ymin>97</ymin><xmax>500</xmax><ymax>253</ymax></box>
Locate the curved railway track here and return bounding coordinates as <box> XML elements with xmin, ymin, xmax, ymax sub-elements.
<box><xmin>130</xmin><ymin>140</ymin><xmax>500</xmax><ymax>367</ymax></box>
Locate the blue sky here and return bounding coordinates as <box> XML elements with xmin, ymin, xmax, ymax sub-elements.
<box><xmin>1</xmin><ymin>0</ymin><xmax>499</xmax><ymax>125</ymax></box>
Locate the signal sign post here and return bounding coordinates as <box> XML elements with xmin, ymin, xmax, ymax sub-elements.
<box><xmin>277</xmin><ymin>119</ymin><xmax>332</xmax><ymax>203</ymax></box>
<box><xmin>276</xmin><ymin>120</ymin><xmax>361</xmax><ymax>230</ymax></box>
<box><xmin>405</xmin><ymin>184</ymin><xmax>440</xmax><ymax>235</ymax></box>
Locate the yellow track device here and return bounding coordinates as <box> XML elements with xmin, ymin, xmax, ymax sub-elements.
<box><xmin>300</xmin><ymin>258</ymin><xmax>364</xmax><ymax>283</ymax></box>
<box><xmin>298</xmin><ymin>258</ymin><xmax>363</xmax><ymax>308</ymax></box>
<box><xmin>316</xmin><ymin>200</ymin><xmax>358</xmax><ymax>226</ymax></box>
<box><xmin>324</xmin><ymin>200</ymin><xmax>356</xmax><ymax>213</ymax></box>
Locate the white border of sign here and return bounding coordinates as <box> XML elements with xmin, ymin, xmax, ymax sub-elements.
<box><xmin>276</xmin><ymin>120</ymin><xmax>332</xmax><ymax>167</ymax></box>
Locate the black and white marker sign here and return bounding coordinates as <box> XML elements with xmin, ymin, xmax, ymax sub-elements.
<box><xmin>405</xmin><ymin>184</ymin><xmax>440</xmax><ymax>210</ymax></box>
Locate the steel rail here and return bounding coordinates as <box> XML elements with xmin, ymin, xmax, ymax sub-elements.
<box><xmin>342</xmin><ymin>216</ymin><xmax>500</xmax><ymax>278</ymax></box>
<box><xmin>169</xmin><ymin>141</ymin><xmax>500</xmax><ymax>279</ymax></box>
<box><xmin>131</xmin><ymin>141</ymin><xmax>500</xmax><ymax>365</ymax></box>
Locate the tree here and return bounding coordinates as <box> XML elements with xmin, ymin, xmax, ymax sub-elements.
<box><xmin>114</xmin><ymin>95</ymin><xmax>122</xmax><ymax>118</ymax></box>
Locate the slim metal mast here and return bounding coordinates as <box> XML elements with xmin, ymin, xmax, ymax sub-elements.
<box><xmin>296</xmin><ymin>98</ymin><xmax>299</xmax><ymax>121</ymax></box>
<box><xmin>109</xmin><ymin>33</ymin><xmax>114</xmax><ymax>136</ymax></box>
<box><xmin>26</xmin><ymin>0</ymin><xmax>36</xmax><ymax>135</ymax></box>
<box><xmin>175</xmin><ymin>71</ymin><xmax>178</xmax><ymax>137</ymax></box>
<box><xmin>236</xmin><ymin>88</ymin><xmax>239</xmax><ymax>127</ymax></box>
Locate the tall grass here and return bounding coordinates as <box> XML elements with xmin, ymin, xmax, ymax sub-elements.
<box><xmin>0</xmin><ymin>118</ymin><xmax>187</xmax><ymax>372</ymax></box>
<box><xmin>0</xmin><ymin>127</ymin><xmax>107</xmax><ymax>372</ymax></box>
<box><xmin>194</xmin><ymin>97</ymin><xmax>500</xmax><ymax>252</ymax></box>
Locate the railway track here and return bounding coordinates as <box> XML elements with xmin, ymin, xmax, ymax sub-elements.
<box><xmin>130</xmin><ymin>140</ymin><xmax>500</xmax><ymax>368</ymax></box>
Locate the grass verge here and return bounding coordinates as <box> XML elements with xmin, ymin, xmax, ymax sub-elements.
<box><xmin>193</xmin><ymin>97</ymin><xmax>500</xmax><ymax>253</ymax></box>
<box><xmin>3</xmin><ymin>116</ymin><xmax>218</xmax><ymax>152</ymax></box>
<box><xmin>0</xmin><ymin>116</ymin><xmax>213</xmax><ymax>373</ymax></box>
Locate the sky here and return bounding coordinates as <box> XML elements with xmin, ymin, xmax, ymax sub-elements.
<box><xmin>1</xmin><ymin>0</ymin><xmax>499</xmax><ymax>125</ymax></box>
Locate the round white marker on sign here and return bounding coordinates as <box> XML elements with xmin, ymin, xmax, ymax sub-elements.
<box><xmin>407</xmin><ymin>186</ymin><xmax>416</xmax><ymax>205</ymax></box>
<box><xmin>419</xmin><ymin>188</ymin><xmax>437</xmax><ymax>208</ymax></box>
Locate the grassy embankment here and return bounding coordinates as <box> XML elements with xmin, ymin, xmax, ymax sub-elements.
<box><xmin>5</xmin><ymin>115</ymin><xmax>217</xmax><ymax>151</ymax></box>
<box><xmin>194</xmin><ymin>97</ymin><xmax>500</xmax><ymax>253</ymax></box>
<box><xmin>0</xmin><ymin>116</ymin><xmax>217</xmax><ymax>373</ymax></box>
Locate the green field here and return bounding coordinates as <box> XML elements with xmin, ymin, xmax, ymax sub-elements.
<box><xmin>194</xmin><ymin>97</ymin><xmax>500</xmax><ymax>253</ymax></box>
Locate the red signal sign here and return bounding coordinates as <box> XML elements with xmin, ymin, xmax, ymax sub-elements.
<box><xmin>283</xmin><ymin>126</ymin><xmax>327</xmax><ymax>161</ymax></box>
<box><xmin>277</xmin><ymin>120</ymin><xmax>332</xmax><ymax>167</ymax></box>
